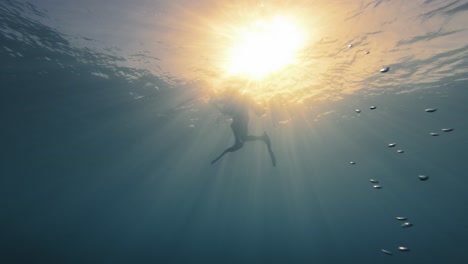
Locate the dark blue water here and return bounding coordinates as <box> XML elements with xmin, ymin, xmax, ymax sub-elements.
<box><xmin>1</xmin><ymin>1</ymin><xmax>468</xmax><ymax>263</ymax></box>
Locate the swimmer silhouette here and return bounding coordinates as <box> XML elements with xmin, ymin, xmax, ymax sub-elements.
<box><xmin>210</xmin><ymin>89</ymin><xmax>276</xmax><ymax>166</ymax></box>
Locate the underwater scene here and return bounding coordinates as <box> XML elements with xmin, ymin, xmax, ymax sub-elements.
<box><xmin>1</xmin><ymin>0</ymin><xmax>468</xmax><ymax>263</ymax></box>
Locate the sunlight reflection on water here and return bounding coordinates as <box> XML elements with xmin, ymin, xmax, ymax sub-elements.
<box><xmin>169</xmin><ymin>0</ymin><xmax>468</xmax><ymax>103</ymax></box>
<box><xmin>3</xmin><ymin>0</ymin><xmax>467</xmax><ymax>106</ymax></box>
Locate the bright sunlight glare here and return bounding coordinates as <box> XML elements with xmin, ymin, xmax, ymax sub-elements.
<box><xmin>225</xmin><ymin>16</ymin><xmax>307</xmax><ymax>79</ymax></box>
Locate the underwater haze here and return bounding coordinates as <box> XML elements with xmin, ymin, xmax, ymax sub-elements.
<box><xmin>1</xmin><ymin>0</ymin><xmax>468</xmax><ymax>263</ymax></box>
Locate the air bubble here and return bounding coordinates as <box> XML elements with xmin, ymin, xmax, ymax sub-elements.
<box><xmin>401</xmin><ymin>222</ymin><xmax>413</xmax><ymax>228</ymax></box>
<box><xmin>380</xmin><ymin>67</ymin><xmax>390</xmax><ymax>73</ymax></box>
<box><xmin>381</xmin><ymin>249</ymin><xmax>393</xmax><ymax>255</ymax></box>
<box><xmin>419</xmin><ymin>175</ymin><xmax>429</xmax><ymax>181</ymax></box>
<box><xmin>398</xmin><ymin>246</ymin><xmax>410</xmax><ymax>251</ymax></box>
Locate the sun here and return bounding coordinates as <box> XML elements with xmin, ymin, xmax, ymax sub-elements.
<box><xmin>225</xmin><ymin>16</ymin><xmax>306</xmax><ymax>79</ymax></box>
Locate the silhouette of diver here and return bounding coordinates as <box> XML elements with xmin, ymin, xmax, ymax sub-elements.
<box><xmin>210</xmin><ymin>89</ymin><xmax>276</xmax><ymax>166</ymax></box>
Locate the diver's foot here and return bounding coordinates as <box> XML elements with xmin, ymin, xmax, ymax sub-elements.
<box><xmin>263</xmin><ymin>131</ymin><xmax>271</xmax><ymax>149</ymax></box>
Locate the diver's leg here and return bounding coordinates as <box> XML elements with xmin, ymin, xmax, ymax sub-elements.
<box><xmin>210</xmin><ymin>142</ymin><xmax>243</xmax><ymax>164</ymax></box>
<box><xmin>262</xmin><ymin>132</ymin><xmax>276</xmax><ymax>167</ymax></box>
<box><xmin>241</xmin><ymin>132</ymin><xmax>276</xmax><ymax>167</ymax></box>
<box><xmin>211</xmin><ymin>123</ymin><xmax>244</xmax><ymax>164</ymax></box>
<box><xmin>262</xmin><ymin>131</ymin><xmax>271</xmax><ymax>148</ymax></box>
<box><xmin>262</xmin><ymin>132</ymin><xmax>276</xmax><ymax>166</ymax></box>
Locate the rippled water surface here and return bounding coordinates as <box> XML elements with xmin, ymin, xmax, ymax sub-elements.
<box><xmin>1</xmin><ymin>1</ymin><xmax>468</xmax><ymax>263</ymax></box>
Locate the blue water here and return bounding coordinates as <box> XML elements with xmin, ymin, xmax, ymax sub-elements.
<box><xmin>1</xmin><ymin>1</ymin><xmax>468</xmax><ymax>263</ymax></box>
